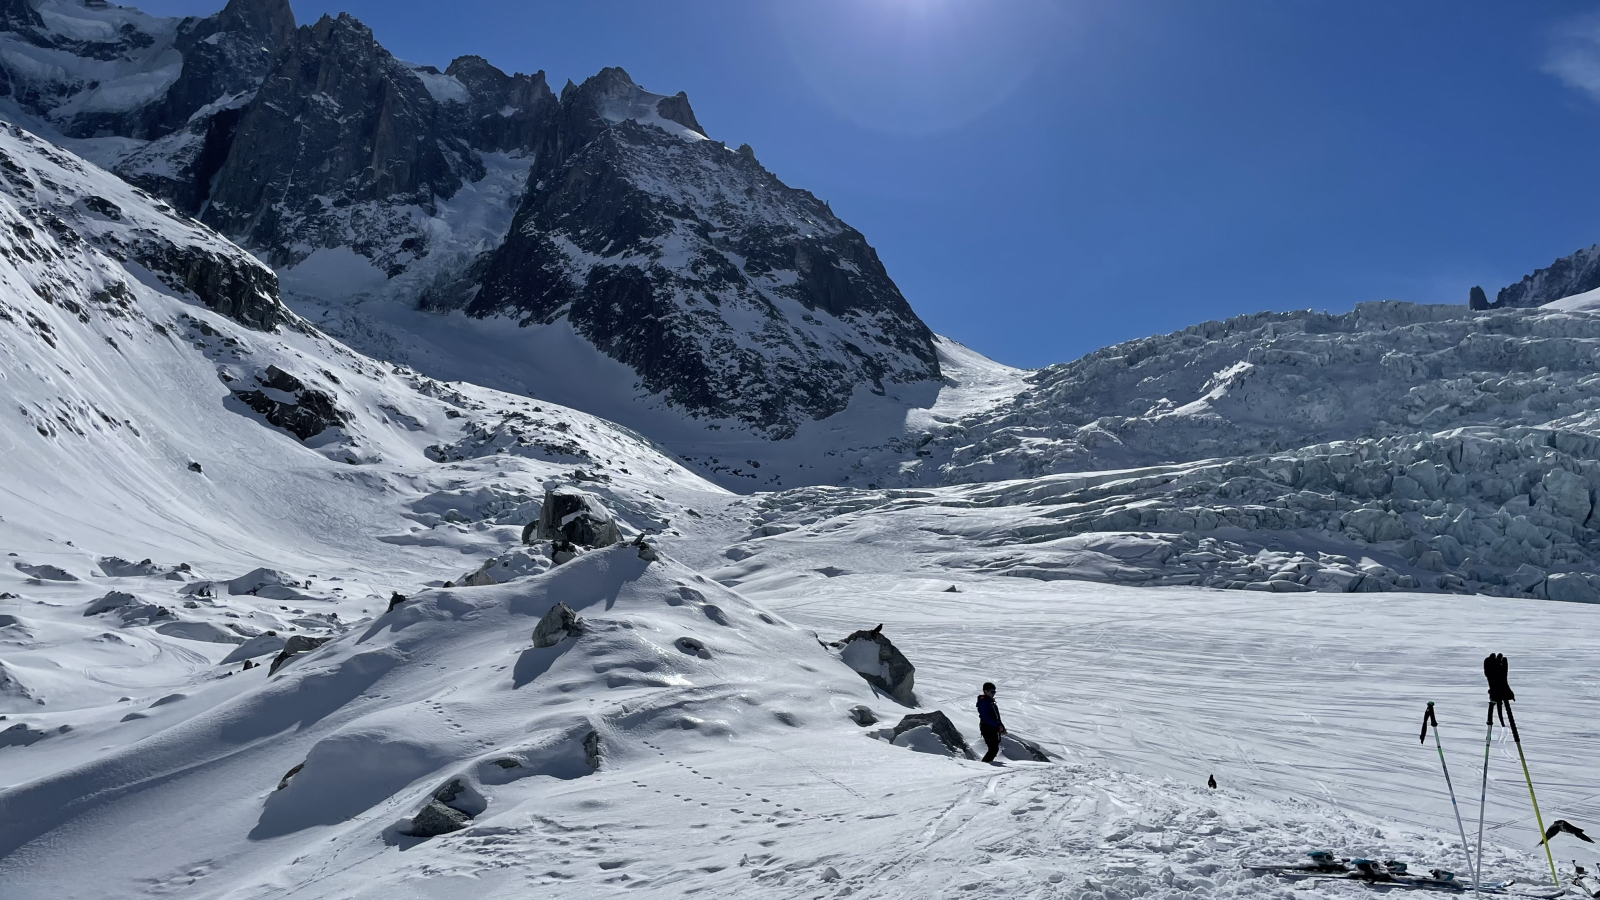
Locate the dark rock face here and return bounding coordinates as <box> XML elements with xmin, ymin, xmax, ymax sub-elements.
<box><xmin>473</xmin><ymin>68</ymin><xmax>940</xmax><ymax>438</ymax></box>
<box><xmin>268</xmin><ymin>634</ymin><xmax>330</xmax><ymax>675</ymax></box>
<box><xmin>1469</xmin><ymin>285</ymin><xmax>1489</xmax><ymax>310</ymax></box>
<box><xmin>204</xmin><ymin>14</ymin><xmax>486</xmax><ymax>269</ymax></box>
<box><xmin>1492</xmin><ymin>245</ymin><xmax>1600</xmax><ymax>309</ymax></box>
<box><xmin>128</xmin><ymin>240</ymin><xmax>284</xmax><ymax>331</ymax></box>
<box><xmin>233</xmin><ymin>365</ymin><xmax>349</xmax><ymax>440</ymax></box>
<box><xmin>838</xmin><ymin>625</ymin><xmax>916</xmax><ymax>706</ymax></box>
<box><xmin>536</xmin><ymin>487</ymin><xmax>621</xmax><ymax>548</ymax></box>
<box><xmin>889</xmin><ymin>711</ymin><xmax>974</xmax><ymax>759</ymax></box>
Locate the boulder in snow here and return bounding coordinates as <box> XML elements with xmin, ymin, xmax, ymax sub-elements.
<box><xmin>462</xmin><ymin>547</ymin><xmax>552</xmax><ymax>586</ymax></box>
<box><xmin>838</xmin><ymin>625</ymin><xmax>916</xmax><ymax>706</ymax></box>
<box><xmin>13</xmin><ymin>562</ymin><xmax>76</xmax><ymax>582</ymax></box>
<box><xmin>998</xmin><ymin>733</ymin><xmax>1054</xmax><ymax>762</ymax></box>
<box><xmin>532</xmin><ymin>602</ymin><xmax>584</xmax><ymax>648</ymax></box>
<box><xmin>268</xmin><ymin>635</ymin><xmax>330</xmax><ymax>675</ymax></box>
<box><xmin>84</xmin><ymin>591</ymin><xmax>173</xmax><ymax>625</ymax></box>
<box><xmin>535</xmin><ymin>487</ymin><xmax>621</xmax><ymax>548</ymax></box>
<box><xmin>886</xmin><ymin>711</ymin><xmax>974</xmax><ymax>759</ymax></box>
<box><xmin>406</xmin><ymin>801</ymin><xmax>470</xmax><ymax>838</ymax></box>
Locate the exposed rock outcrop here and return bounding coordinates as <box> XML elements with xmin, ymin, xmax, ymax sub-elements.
<box><xmin>268</xmin><ymin>635</ymin><xmax>330</xmax><ymax>675</ymax></box>
<box><xmin>232</xmin><ymin>366</ymin><xmax>349</xmax><ymax>440</ymax></box>
<box><xmin>531</xmin><ymin>602</ymin><xmax>584</xmax><ymax>648</ymax></box>
<box><xmin>837</xmin><ymin>625</ymin><xmax>916</xmax><ymax>706</ymax></box>
<box><xmin>536</xmin><ymin>487</ymin><xmax>621</xmax><ymax>548</ymax></box>
<box><xmin>887</xmin><ymin>711</ymin><xmax>974</xmax><ymax>759</ymax></box>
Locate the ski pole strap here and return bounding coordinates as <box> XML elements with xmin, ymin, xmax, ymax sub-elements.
<box><xmin>1421</xmin><ymin>702</ymin><xmax>1438</xmax><ymax>744</ymax></box>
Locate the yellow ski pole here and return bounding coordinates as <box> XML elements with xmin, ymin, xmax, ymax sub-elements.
<box><xmin>1484</xmin><ymin>653</ymin><xmax>1559</xmax><ymax>888</ymax></box>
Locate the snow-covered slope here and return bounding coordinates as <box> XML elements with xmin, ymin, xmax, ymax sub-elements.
<box><xmin>0</xmin><ymin>117</ymin><xmax>720</xmax><ymax>738</ymax></box>
<box><xmin>1</xmin><ymin>119</ymin><xmax>1596</xmax><ymax>900</ymax></box>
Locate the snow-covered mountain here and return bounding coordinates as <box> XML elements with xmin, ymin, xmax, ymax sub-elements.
<box><xmin>1</xmin><ymin>89</ymin><xmax>1598</xmax><ymax>900</ymax></box>
<box><xmin>0</xmin><ymin>0</ymin><xmax>941</xmax><ymax>459</ymax></box>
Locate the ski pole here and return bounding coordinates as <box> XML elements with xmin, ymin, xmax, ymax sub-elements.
<box><xmin>1474</xmin><ymin>698</ymin><xmax>1493</xmax><ymax>892</ymax></box>
<box><xmin>1504</xmin><ymin>702</ymin><xmax>1559</xmax><ymax>887</ymax></box>
<box><xmin>1423</xmin><ymin>702</ymin><xmax>1480</xmax><ymax>899</ymax></box>
<box><xmin>1485</xmin><ymin>652</ymin><xmax>1560</xmax><ymax>889</ymax></box>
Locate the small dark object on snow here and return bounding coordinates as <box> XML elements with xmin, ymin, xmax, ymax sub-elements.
<box><xmin>241</xmin><ymin>659</ymin><xmax>254</xmax><ymax>671</ymax></box>
<box><xmin>1546</xmin><ymin>819</ymin><xmax>1593</xmax><ymax>843</ymax></box>
<box><xmin>277</xmin><ymin>763</ymin><xmax>303</xmax><ymax>790</ymax></box>
<box><xmin>387</xmin><ymin>592</ymin><xmax>407</xmax><ymax>612</ymax></box>
<box><xmin>187</xmin><ymin>461</ymin><xmax>203</xmax><ymax>473</ymax></box>
<box><xmin>848</xmin><ymin>705</ymin><xmax>878</xmax><ymax>726</ymax></box>
<box><xmin>268</xmin><ymin>635</ymin><xmax>330</xmax><ymax>675</ymax></box>
<box><xmin>1208</xmin><ymin>774</ymin><xmax>1217</xmax><ymax>789</ymax></box>
<box><xmin>943</xmin><ymin>585</ymin><xmax>959</xmax><ymax>593</ymax></box>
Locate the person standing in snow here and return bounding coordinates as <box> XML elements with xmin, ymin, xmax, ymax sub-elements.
<box><xmin>977</xmin><ymin>682</ymin><xmax>1006</xmax><ymax>763</ymax></box>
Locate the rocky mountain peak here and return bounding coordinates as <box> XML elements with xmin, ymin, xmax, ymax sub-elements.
<box><xmin>1488</xmin><ymin>243</ymin><xmax>1600</xmax><ymax>310</ymax></box>
<box><xmin>210</xmin><ymin>0</ymin><xmax>296</xmax><ymax>49</ymax></box>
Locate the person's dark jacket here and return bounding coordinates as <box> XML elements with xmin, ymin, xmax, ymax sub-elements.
<box><xmin>977</xmin><ymin>694</ymin><xmax>1004</xmax><ymax>730</ymax></box>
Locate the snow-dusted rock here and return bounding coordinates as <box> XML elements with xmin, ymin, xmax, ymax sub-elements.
<box><xmin>838</xmin><ymin>626</ymin><xmax>916</xmax><ymax>706</ymax></box>
<box><xmin>536</xmin><ymin>487</ymin><xmax>621</xmax><ymax>548</ymax></box>
<box><xmin>267</xmin><ymin>635</ymin><xmax>329</xmax><ymax>676</ymax></box>
<box><xmin>13</xmin><ymin>563</ymin><xmax>76</xmax><ymax>582</ymax></box>
<box><xmin>83</xmin><ymin>591</ymin><xmax>172</xmax><ymax>625</ymax></box>
<box><xmin>531</xmin><ymin>601</ymin><xmax>584</xmax><ymax>648</ymax></box>
<box><xmin>462</xmin><ymin>548</ymin><xmax>553</xmax><ymax>587</ymax></box>
<box><xmin>886</xmin><ymin>711</ymin><xmax>974</xmax><ymax>759</ymax></box>
<box><xmin>405</xmin><ymin>801</ymin><xmax>469</xmax><ymax>838</ymax></box>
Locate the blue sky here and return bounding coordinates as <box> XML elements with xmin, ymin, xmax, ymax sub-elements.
<box><xmin>141</xmin><ymin>0</ymin><xmax>1600</xmax><ymax>368</ymax></box>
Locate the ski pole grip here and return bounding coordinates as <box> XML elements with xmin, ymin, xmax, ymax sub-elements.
<box><xmin>1484</xmin><ymin>653</ymin><xmax>1515</xmax><ymax>703</ymax></box>
<box><xmin>1421</xmin><ymin>702</ymin><xmax>1437</xmax><ymax>744</ymax></box>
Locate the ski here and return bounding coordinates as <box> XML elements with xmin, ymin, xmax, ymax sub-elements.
<box><xmin>1245</xmin><ymin>853</ymin><xmax>1554</xmax><ymax>895</ymax></box>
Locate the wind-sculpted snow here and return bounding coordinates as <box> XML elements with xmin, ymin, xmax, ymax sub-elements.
<box><xmin>894</xmin><ymin>301</ymin><xmax>1600</xmax><ymax>487</ymax></box>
